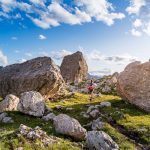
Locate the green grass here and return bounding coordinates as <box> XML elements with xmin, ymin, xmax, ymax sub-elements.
<box><xmin>103</xmin><ymin>123</ymin><xmax>137</xmax><ymax>150</ymax></box>
<box><xmin>0</xmin><ymin>93</ymin><xmax>150</xmax><ymax>150</ymax></box>
<box><xmin>99</xmin><ymin>99</ymin><xmax>150</xmax><ymax>146</ymax></box>
<box><xmin>47</xmin><ymin>93</ymin><xmax>150</xmax><ymax>149</ymax></box>
<box><xmin>0</xmin><ymin>111</ymin><xmax>82</xmax><ymax>150</ymax></box>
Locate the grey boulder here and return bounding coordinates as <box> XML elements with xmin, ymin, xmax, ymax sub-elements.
<box><xmin>0</xmin><ymin>57</ymin><xmax>65</xmax><ymax>99</ymax></box>
<box><xmin>0</xmin><ymin>94</ymin><xmax>19</xmax><ymax>111</ymax></box>
<box><xmin>17</xmin><ymin>91</ymin><xmax>45</xmax><ymax>117</ymax></box>
<box><xmin>53</xmin><ymin>114</ymin><xmax>87</xmax><ymax>141</ymax></box>
<box><xmin>86</xmin><ymin>131</ymin><xmax>119</xmax><ymax>150</ymax></box>
<box><xmin>117</xmin><ymin>61</ymin><xmax>150</xmax><ymax>112</ymax></box>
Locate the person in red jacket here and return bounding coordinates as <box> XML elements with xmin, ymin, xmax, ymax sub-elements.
<box><xmin>87</xmin><ymin>80</ymin><xmax>94</xmax><ymax>101</ymax></box>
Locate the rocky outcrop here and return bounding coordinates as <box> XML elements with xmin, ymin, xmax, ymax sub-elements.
<box><xmin>117</xmin><ymin>61</ymin><xmax>150</xmax><ymax>112</ymax></box>
<box><xmin>0</xmin><ymin>94</ymin><xmax>19</xmax><ymax>111</ymax></box>
<box><xmin>17</xmin><ymin>91</ymin><xmax>45</xmax><ymax>117</ymax></box>
<box><xmin>60</xmin><ymin>51</ymin><xmax>88</xmax><ymax>83</ymax></box>
<box><xmin>53</xmin><ymin>114</ymin><xmax>87</xmax><ymax>141</ymax></box>
<box><xmin>86</xmin><ymin>131</ymin><xmax>119</xmax><ymax>150</ymax></box>
<box><xmin>68</xmin><ymin>72</ymin><xmax>118</xmax><ymax>95</ymax></box>
<box><xmin>95</xmin><ymin>72</ymin><xmax>119</xmax><ymax>95</ymax></box>
<box><xmin>18</xmin><ymin>124</ymin><xmax>59</xmax><ymax>146</ymax></box>
<box><xmin>0</xmin><ymin>57</ymin><xmax>65</xmax><ymax>99</ymax></box>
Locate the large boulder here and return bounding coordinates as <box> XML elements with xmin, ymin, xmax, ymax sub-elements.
<box><xmin>0</xmin><ymin>57</ymin><xmax>65</xmax><ymax>99</ymax></box>
<box><xmin>0</xmin><ymin>94</ymin><xmax>19</xmax><ymax>111</ymax></box>
<box><xmin>117</xmin><ymin>61</ymin><xmax>150</xmax><ymax>112</ymax></box>
<box><xmin>86</xmin><ymin>131</ymin><xmax>119</xmax><ymax>150</ymax></box>
<box><xmin>53</xmin><ymin>114</ymin><xmax>87</xmax><ymax>141</ymax></box>
<box><xmin>60</xmin><ymin>51</ymin><xmax>88</xmax><ymax>83</ymax></box>
<box><xmin>17</xmin><ymin>91</ymin><xmax>45</xmax><ymax>117</ymax></box>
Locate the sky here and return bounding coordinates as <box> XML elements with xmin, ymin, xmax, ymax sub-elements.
<box><xmin>0</xmin><ymin>0</ymin><xmax>150</xmax><ymax>76</ymax></box>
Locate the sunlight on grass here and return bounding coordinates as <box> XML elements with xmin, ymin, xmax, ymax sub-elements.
<box><xmin>0</xmin><ymin>93</ymin><xmax>150</xmax><ymax>150</ymax></box>
<box><xmin>46</xmin><ymin>93</ymin><xmax>150</xmax><ymax>148</ymax></box>
<box><xmin>46</xmin><ymin>93</ymin><xmax>120</xmax><ymax>109</ymax></box>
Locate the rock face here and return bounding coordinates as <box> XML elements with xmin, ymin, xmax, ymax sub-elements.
<box><xmin>60</xmin><ymin>51</ymin><xmax>88</xmax><ymax>83</ymax></box>
<box><xmin>117</xmin><ymin>61</ymin><xmax>150</xmax><ymax>112</ymax></box>
<box><xmin>53</xmin><ymin>114</ymin><xmax>87</xmax><ymax>141</ymax></box>
<box><xmin>17</xmin><ymin>91</ymin><xmax>45</xmax><ymax>117</ymax></box>
<box><xmin>0</xmin><ymin>94</ymin><xmax>19</xmax><ymax>111</ymax></box>
<box><xmin>86</xmin><ymin>131</ymin><xmax>119</xmax><ymax>150</ymax></box>
<box><xmin>0</xmin><ymin>57</ymin><xmax>64</xmax><ymax>99</ymax></box>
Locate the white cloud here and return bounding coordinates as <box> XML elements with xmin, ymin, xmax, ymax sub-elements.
<box><xmin>88</xmin><ymin>51</ymin><xmax>103</xmax><ymax>61</ymax></box>
<box><xmin>127</xmin><ymin>1</ymin><xmax>150</xmax><ymax>37</ymax></box>
<box><xmin>0</xmin><ymin>0</ymin><xmax>16</xmax><ymax>13</ymax></box>
<box><xmin>18</xmin><ymin>58</ymin><xmax>27</xmax><ymax>63</ymax></box>
<box><xmin>13</xmin><ymin>13</ymin><xmax>21</xmax><ymax>19</ymax></box>
<box><xmin>0</xmin><ymin>50</ymin><xmax>8</xmax><ymax>65</ymax></box>
<box><xmin>29</xmin><ymin>17</ymin><xmax>51</xmax><ymax>29</ymax></box>
<box><xmin>48</xmin><ymin>2</ymin><xmax>82</xmax><ymax>25</ymax></box>
<box><xmin>38</xmin><ymin>51</ymin><xmax>49</xmax><ymax>56</ymax></box>
<box><xmin>133</xmin><ymin>19</ymin><xmax>142</xmax><ymax>28</ymax></box>
<box><xmin>0</xmin><ymin>0</ymin><xmax>125</xmax><ymax>28</ymax></box>
<box><xmin>126</xmin><ymin>0</ymin><xmax>146</xmax><ymax>14</ymax></box>
<box><xmin>87</xmin><ymin>50</ymin><xmax>138</xmax><ymax>64</ymax></box>
<box><xmin>29</xmin><ymin>0</ymin><xmax>45</xmax><ymax>6</ymax></box>
<box><xmin>51</xmin><ymin>50</ymin><xmax>72</xmax><ymax>60</ymax></box>
<box><xmin>17</xmin><ymin>2</ymin><xmax>32</xmax><ymax>13</ymax></box>
<box><xmin>14</xmin><ymin>50</ymin><xmax>20</xmax><ymax>53</ymax></box>
<box><xmin>75</xmin><ymin>8</ymin><xmax>91</xmax><ymax>23</ymax></box>
<box><xmin>143</xmin><ymin>22</ymin><xmax>150</xmax><ymax>36</ymax></box>
<box><xmin>89</xmin><ymin>68</ymin><xmax>112</xmax><ymax>77</ymax></box>
<box><xmin>39</xmin><ymin>34</ymin><xmax>47</xmax><ymax>40</ymax></box>
<box><xmin>131</xmin><ymin>28</ymin><xmax>142</xmax><ymax>37</ymax></box>
<box><xmin>11</xmin><ymin>36</ymin><xmax>18</xmax><ymax>40</ymax></box>
<box><xmin>25</xmin><ymin>52</ymin><xmax>32</xmax><ymax>57</ymax></box>
<box><xmin>0</xmin><ymin>11</ymin><xmax>10</xmax><ymax>18</ymax></box>
<box><xmin>75</xmin><ymin>0</ymin><xmax>125</xmax><ymax>26</ymax></box>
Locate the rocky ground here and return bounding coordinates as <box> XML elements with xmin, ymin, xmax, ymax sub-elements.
<box><xmin>68</xmin><ymin>72</ymin><xmax>118</xmax><ymax>96</ymax></box>
<box><xmin>0</xmin><ymin>93</ymin><xmax>150</xmax><ymax>150</ymax></box>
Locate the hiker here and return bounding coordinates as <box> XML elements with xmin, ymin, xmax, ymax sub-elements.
<box><xmin>87</xmin><ymin>79</ymin><xmax>96</xmax><ymax>101</ymax></box>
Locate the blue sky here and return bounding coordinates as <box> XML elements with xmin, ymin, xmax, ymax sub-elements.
<box><xmin>0</xmin><ymin>0</ymin><xmax>150</xmax><ymax>75</ymax></box>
